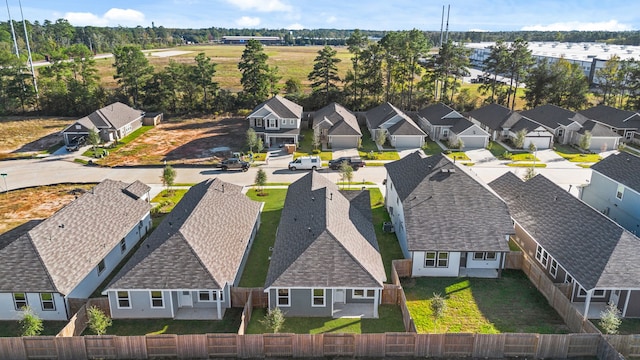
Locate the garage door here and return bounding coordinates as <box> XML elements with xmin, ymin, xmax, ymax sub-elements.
<box><xmin>589</xmin><ymin>138</ymin><xmax>617</xmax><ymax>152</ymax></box>
<box><xmin>394</xmin><ymin>136</ymin><xmax>423</xmax><ymax>148</ymax></box>
<box><xmin>526</xmin><ymin>136</ymin><xmax>552</xmax><ymax>150</ymax></box>
<box><xmin>460</xmin><ymin>136</ymin><xmax>487</xmax><ymax>149</ymax></box>
<box><xmin>330</xmin><ymin>136</ymin><xmax>359</xmax><ymax>149</ymax></box>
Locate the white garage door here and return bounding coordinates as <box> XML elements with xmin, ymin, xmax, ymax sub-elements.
<box><xmin>394</xmin><ymin>136</ymin><xmax>423</xmax><ymax>148</ymax></box>
<box><xmin>331</xmin><ymin>136</ymin><xmax>359</xmax><ymax>149</ymax></box>
<box><xmin>589</xmin><ymin>138</ymin><xmax>617</xmax><ymax>152</ymax></box>
<box><xmin>460</xmin><ymin>136</ymin><xmax>487</xmax><ymax>149</ymax></box>
<box><xmin>526</xmin><ymin>136</ymin><xmax>552</xmax><ymax>150</ymax></box>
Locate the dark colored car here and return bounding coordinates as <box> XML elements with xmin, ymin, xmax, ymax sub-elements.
<box><xmin>218</xmin><ymin>158</ymin><xmax>250</xmax><ymax>171</ymax></box>
<box><xmin>328</xmin><ymin>156</ymin><xmax>366</xmax><ymax>170</ymax></box>
<box><xmin>65</xmin><ymin>136</ymin><xmax>86</xmax><ymax>151</ymax></box>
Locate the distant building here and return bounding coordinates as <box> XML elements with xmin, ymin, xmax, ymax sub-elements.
<box><xmin>222</xmin><ymin>36</ymin><xmax>283</xmax><ymax>45</ymax></box>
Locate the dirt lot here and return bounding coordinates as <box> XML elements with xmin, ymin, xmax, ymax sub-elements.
<box><xmin>99</xmin><ymin>115</ymin><xmax>248</xmax><ymax>166</ymax></box>
<box><xmin>0</xmin><ymin>116</ymin><xmax>74</xmax><ymax>159</ymax></box>
<box><xmin>0</xmin><ymin>183</ymin><xmax>96</xmax><ymax>233</ymax></box>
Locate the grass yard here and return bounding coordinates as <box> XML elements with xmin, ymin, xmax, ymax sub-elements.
<box><xmin>358</xmin><ymin>126</ymin><xmax>378</xmax><ymax>153</ymax></box>
<box><xmin>151</xmin><ymin>189</ymin><xmax>190</xmax><ymax>213</ymax></box>
<box><xmin>246</xmin><ymin>305</ymin><xmax>404</xmax><ymax>334</ymax></box>
<box><xmin>403</xmin><ymin>270</ymin><xmax>569</xmax><ymax>334</ymax></box>
<box><xmin>554</xmin><ymin>143</ymin><xmax>602</xmax><ymax>162</ymax></box>
<box><xmin>369</xmin><ymin>188</ymin><xmax>404</xmax><ymax>281</ymax></box>
<box><xmin>0</xmin><ymin>116</ymin><xmax>72</xmax><ymax>155</ymax></box>
<box><xmin>421</xmin><ymin>141</ymin><xmax>444</xmax><ymax>156</ymax></box>
<box><xmin>295</xmin><ymin>128</ymin><xmax>332</xmax><ymax>160</ymax></box>
<box><xmin>510</xmin><ymin>153</ymin><xmax>539</xmax><ymax>161</ymax></box>
<box><xmin>358</xmin><ymin>150</ymin><xmax>400</xmax><ymax>160</ymax></box>
<box><xmin>596</xmin><ymin>318</ymin><xmax>640</xmax><ymax>335</ymax></box>
<box><xmin>446</xmin><ymin>151</ymin><xmax>470</xmax><ymax>161</ymax></box>
<box><xmin>507</xmin><ymin>163</ymin><xmax>547</xmax><ymax>168</ymax></box>
<box><xmin>84</xmin><ymin>308</ymin><xmax>242</xmax><ymax>336</ymax></box>
<box><xmin>0</xmin><ymin>321</ymin><xmax>68</xmax><ymax>337</ymax></box>
<box><xmin>239</xmin><ymin>189</ymin><xmax>288</xmax><ymax>287</ymax></box>
<box><xmin>487</xmin><ymin>141</ymin><xmax>509</xmax><ymax>158</ymax></box>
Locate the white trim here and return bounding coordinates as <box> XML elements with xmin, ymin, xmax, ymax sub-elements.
<box><xmin>116</xmin><ymin>291</ymin><xmax>132</xmax><ymax>309</ymax></box>
<box><xmin>40</xmin><ymin>293</ymin><xmax>55</xmax><ymax>311</ymax></box>
<box><xmin>352</xmin><ymin>289</ymin><xmax>376</xmax><ymax>299</ymax></box>
<box><xmin>616</xmin><ymin>184</ymin><xmax>625</xmax><ymax>200</ymax></box>
<box><xmin>277</xmin><ymin>288</ymin><xmax>290</xmax><ymax>307</ymax></box>
<box><xmin>550</xmin><ymin>258</ymin><xmax>558</xmax><ymax>278</ymax></box>
<box><xmin>311</xmin><ymin>288</ymin><xmax>326</xmax><ymax>307</ymax></box>
<box><xmin>13</xmin><ymin>293</ymin><xmax>27</xmax><ymax>310</ymax></box>
<box><xmin>624</xmin><ymin>290</ymin><xmax>631</xmax><ymax>317</ymax></box>
<box><xmin>150</xmin><ymin>291</ymin><xmax>165</xmax><ymax>309</ymax></box>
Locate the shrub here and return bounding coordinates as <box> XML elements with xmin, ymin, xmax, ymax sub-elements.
<box><xmin>87</xmin><ymin>306</ymin><xmax>112</xmax><ymax>335</ymax></box>
<box><xmin>501</xmin><ymin>151</ymin><xmax>513</xmax><ymax>160</ymax></box>
<box><xmin>260</xmin><ymin>307</ymin><xmax>286</xmax><ymax>333</ymax></box>
<box><xmin>19</xmin><ymin>306</ymin><xmax>43</xmax><ymax>336</ymax></box>
<box><xmin>311</xmin><ymin>149</ymin><xmax>321</xmax><ymax>154</ymax></box>
<box><xmin>599</xmin><ymin>302</ymin><xmax>622</xmax><ymax>334</ymax></box>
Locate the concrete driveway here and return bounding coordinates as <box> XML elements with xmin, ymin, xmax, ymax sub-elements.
<box><xmin>535</xmin><ymin>149</ymin><xmax>573</xmax><ymax>168</ymax></box>
<box><xmin>332</xmin><ymin>148</ymin><xmax>360</xmax><ymax>158</ymax></box>
<box><xmin>465</xmin><ymin>149</ymin><xmax>497</xmax><ymax>164</ymax></box>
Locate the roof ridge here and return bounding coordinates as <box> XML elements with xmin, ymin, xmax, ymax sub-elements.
<box><xmin>325</xmin><ymin>229</ymin><xmax>383</xmax><ymax>286</ymax></box>
<box><xmin>24</xmin><ymin>232</ymin><xmax>60</xmax><ymax>294</ymax></box>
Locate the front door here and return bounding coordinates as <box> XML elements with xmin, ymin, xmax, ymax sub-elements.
<box><xmin>334</xmin><ymin>289</ymin><xmax>345</xmax><ymax>303</ymax></box>
<box><xmin>180</xmin><ymin>291</ymin><xmax>193</xmax><ymax>307</ymax></box>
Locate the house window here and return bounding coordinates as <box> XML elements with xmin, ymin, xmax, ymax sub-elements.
<box><xmin>473</xmin><ymin>252</ymin><xmax>497</xmax><ymax>261</ymax></box>
<box><xmin>486</xmin><ymin>252</ymin><xmax>496</xmax><ymax>260</ymax></box>
<box><xmin>97</xmin><ymin>259</ymin><xmax>106</xmax><ymax>275</ymax></box>
<box><xmin>578</xmin><ymin>287</ymin><xmax>587</xmax><ymax>297</ymax></box>
<box><xmin>352</xmin><ymin>289</ymin><xmax>376</xmax><ymax>299</ymax></box>
<box><xmin>40</xmin><ymin>293</ymin><xmax>55</xmax><ymax>311</ymax></box>
<box><xmin>277</xmin><ymin>289</ymin><xmax>290</xmax><ymax>306</ymax></box>
<box><xmin>198</xmin><ymin>291</ymin><xmax>223</xmax><ymax>302</ymax></box>
<box><xmin>366</xmin><ymin>289</ymin><xmax>375</xmax><ymax>297</ymax></box>
<box><xmin>473</xmin><ymin>252</ymin><xmax>484</xmax><ymax>260</ymax></box>
<box><xmin>535</xmin><ymin>245</ymin><xmax>548</xmax><ymax>267</ymax></box>
<box><xmin>593</xmin><ymin>289</ymin><xmax>606</xmax><ymax>298</ymax></box>
<box><xmin>120</xmin><ymin>239</ymin><xmax>127</xmax><ymax>253</ymax></box>
<box><xmin>117</xmin><ymin>291</ymin><xmax>131</xmax><ymax>309</ymax></box>
<box><xmin>425</xmin><ymin>252</ymin><xmax>437</xmax><ymax>267</ymax></box>
<box><xmin>442</xmin><ymin>129</ymin><xmax>449</xmax><ymax>138</ymax></box>
<box><xmin>626</xmin><ymin>131</ymin><xmax>633</xmax><ymax>140</ymax></box>
<box><xmin>256</xmin><ymin>118</ymin><xmax>263</xmax><ymax>127</ymax></box>
<box><xmin>565</xmin><ymin>273</ymin><xmax>574</xmax><ymax>284</ymax></box>
<box><xmin>312</xmin><ymin>289</ymin><xmax>325</xmax><ymax>306</ymax></box>
<box><xmin>550</xmin><ymin>259</ymin><xmax>558</xmax><ymax>278</ymax></box>
<box><xmin>438</xmin><ymin>252</ymin><xmax>449</xmax><ymax>267</ymax></box>
<box><xmin>616</xmin><ymin>184</ymin><xmax>625</xmax><ymax>200</ymax></box>
<box><xmin>150</xmin><ymin>291</ymin><xmax>164</xmax><ymax>308</ymax></box>
<box><xmin>290</xmin><ymin>119</ymin><xmax>295</xmax><ymax>125</ymax></box>
<box><xmin>13</xmin><ymin>293</ymin><xmax>27</xmax><ymax>310</ymax></box>
<box><xmin>557</xmin><ymin>128</ymin><xmax>564</xmax><ymax>138</ymax></box>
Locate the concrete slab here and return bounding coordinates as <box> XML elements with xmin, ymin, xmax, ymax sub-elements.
<box><xmin>398</xmin><ymin>148</ymin><xmax>424</xmax><ymax>158</ymax></box>
<box><xmin>332</xmin><ymin>148</ymin><xmax>359</xmax><ymax>158</ymax></box>
<box><xmin>465</xmin><ymin>149</ymin><xmax>497</xmax><ymax>164</ymax></box>
<box><xmin>535</xmin><ymin>149</ymin><xmax>573</xmax><ymax>168</ymax></box>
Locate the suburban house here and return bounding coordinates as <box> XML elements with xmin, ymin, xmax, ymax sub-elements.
<box><xmin>490</xmin><ymin>172</ymin><xmax>640</xmax><ymax>319</ymax></box>
<box><xmin>580</xmin><ymin>152</ymin><xmax>640</xmax><ymax>235</ymax></box>
<box><xmin>415</xmin><ymin>103</ymin><xmax>489</xmax><ymax>149</ymax></box>
<box><xmin>105</xmin><ymin>178</ymin><xmax>263</xmax><ymax>320</ymax></box>
<box><xmin>61</xmin><ymin>102</ymin><xmax>146</xmax><ymax>146</ymax></box>
<box><xmin>247</xmin><ymin>95</ymin><xmax>303</xmax><ymax>147</ymax></box>
<box><xmin>579</xmin><ymin>105</ymin><xmax>640</xmax><ymax>144</ymax></box>
<box><xmin>521</xmin><ymin>104</ymin><xmax>620</xmax><ymax>151</ymax></box>
<box><xmin>264</xmin><ymin>172</ymin><xmax>386</xmax><ymax>318</ymax></box>
<box><xmin>0</xmin><ymin>179</ymin><xmax>152</xmax><ymax>321</ymax></box>
<box><xmin>365</xmin><ymin>102</ymin><xmax>426</xmax><ymax>148</ymax></box>
<box><xmin>384</xmin><ymin>152</ymin><xmax>514</xmax><ymax>278</ymax></box>
<box><xmin>312</xmin><ymin>103</ymin><xmax>362</xmax><ymax>149</ymax></box>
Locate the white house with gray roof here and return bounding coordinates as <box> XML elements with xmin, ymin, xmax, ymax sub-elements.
<box><xmin>105</xmin><ymin>178</ymin><xmax>263</xmax><ymax>320</ymax></box>
<box><xmin>415</xmin><ymin>103</ymin><xmax>489</xmax><ymax>149</ymax></box>
<box><xmin>384</xmin><ymin>152</ymin><xmax>513</xmax><ymax>278</ymax></box>
<box><xmin>0</xmin><ymin>179</ymin><xmax>151</xmax><ymax>320</ymax></box>
<box><xmin>61</xmin><ymin>102</ymin><xmax>145</xmax><ymax>146</ymax></box>
<box><xmin>312</xmin><ymin>103</ymin><xmax>362</xmax><ymax>148</ymax></box>
<box><xmin>247</xmin><ymin>95</ymin><xmax>303</xmax><ymax>147</ymax></box>
<box><xmin>365</xmin><ymin>102</ymin><xmax>426</xmax><ymax>148</ymax></box>
<box><xmin>265</xmin><ymin>172</ymin><xmax>386</xmax><ymax>318</ymax></box>
<box><xmin>491</xmin><ymin>172</ymin><xmax>640</xmax><ymax>319</ymax></box>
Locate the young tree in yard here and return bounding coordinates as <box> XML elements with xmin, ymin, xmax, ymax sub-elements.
<box><xmin>312</xmin><ymin>128</ymin><xmax>321</xmax><ymax>151</ymax></box>
<box><xmin>308</xmin><ymin>45</ymin><xmax>342</xmax><ymax>104</ymax></box>
<box><xmin>19</xmin><ymin>306</ymin><xmax>43</xmax><ymax>336</ymax></box>
<box><xmin>162</xmin><ymin>165</ymin><xmax>176</xmax><ymax>193</ymax></box>
<box><xmin>376</xmin><ymin>130</ymin><xmax>387</xmax><ymax>151</ymax></box>
<box><xmin>599</xmin><ymin>302</ymin><xmax>622</xmax><ymax>334</ymax></box>
<box><xmin>284</xmin><ymin>78</ymin><xmax>302</xmax><ymax>95</ymax></box>
<box><xmin>523</xmin><ymin>167</ymin><xmax>536</xmax><ymax>181</ymax></box>
<box><xmin>255</xmin><ymin>169</ymin><xmax>267</xmax><ymax>196</ymax></box>
<box><xmin>238</xmin><ymin>39</ymin><xmax>271</xmax><ymax>107</ymax></box>
<box><xmin>513</xmin><ymin>129</ymin><xmax>527</xmax><ymax>149</ymax></box>
<box><xmin>579</xmin><ymin>130</ymin><xmax>592</xmax><ymax>152</ymax></box>
<box><xmin>430</xmin><ymin>293</ymin><xmax>446</xmax><ymax>332</ymax></box>
<box><xmin>261</xmin><ymin>307</ymin><xmax>285</xmax><ymax>333</ymax></box>
<box><xmin>257</xmin><ymin>137</ymin><xmax>264</xmax><ymax>153</ymax></box>
<box><xmin>113</xmin><ymin>45</ymin><xmax>154</xmax><ymax>106</ymax></box>
<box><xmin>339</xmin><ymin>161</ymin><xmax>354</xmax><ymax>189</ymax></box>
<box><xmin>87</xmin><ymin>128</ymin><xmax>101</xmax><ymax>158</ymax></box>
<box><xmin>87</xmin><ymin>306</ymin><xmax>112</xmax><ymax>335</ymax></box>
<box><xmin>246</xmin><ymin>128</ymin><xmax>258</xmax><ymax>153</ymax></box>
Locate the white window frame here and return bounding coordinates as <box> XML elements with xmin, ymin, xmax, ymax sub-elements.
<box><xmin>437</xmin><ymin>252</ymin><xmax>449</xmax><ymax>267</ymax></box>
<box><xmin>486</xmin><ymin>252</ymin><xmax>497</xmax><ymax>260</ymax></box>
<box><xmin>473</xmin><ymin>252</ymin><xmax>497</xmax><ymax>261</ymax></box>
<box><xmin>616</xmin><ymin>184</ymin><xmax>624</xmax><ymax>200</ymax></box>
<box><xmin>150</xmin><ymin>291</ymin><xmax>164</xmax><ymax>308</ymax></box>
<box><xmin>564</xmin><ymin>273</ymin><xmax>574</xmax><ymax>284</ymax></box>
<box><xmin>117</xmin><ymin>291</ymin><xmax>131</xmax><ymax>309</ymax></box>
<box><xmin>557</xmin><ymin>128</ymin><xmax>564</xmax><ymax>138</ymax></box>
<box><xmin>473</xmin><ymin>252</ymin><xmax>484</xmax><ymax>260</ymax></box>
<box><xmin>425</xmin><ymin>251</ymin><xmax>437</xmax><ymax>267</ymax></box>
<box><xmin>13</xmin><ymin>293</ymin><xmax>27</xmax><ymax>310</ymax></box>
<box><xmin>290</xmin><ymin>119</ymin><xmax>295</xmax><ymax>125</ymax></box>
<box><xmin>198</xmin><ymin>290</ymin><xmax>223</xmax><ymax>302</ymax></box>
<box><xmin>198</xmin><ymin>291</ymin><xmax>212</xmax><ymax>302</ymax></box>
<box><xmin>550</xmin><ymin>259</ymin><xmax>558</xmax><ymax>278</ymax></box>
<box><xmin>120</xmin><ymin>238</ymin><xmax>127</xmax><ymax>253</ymax></box>
<box><xmin>277</xmin><ymin>289</ymin><xmax>290</xmax><ymax>307</ymax></box>
<box><xmin>40</xmin><ymin>293</ymin><xmax>55</xmax><ymax>311</ymax></box>
<box><xmin>442</xmin><ymin>129</ymin><xmax>449</xmax><ymax>138</ymax></box>
<box><xmin>593</xmin><ymin>289</ymin><xmax>606</xmax><ymax>298</ymax></box>
<box><xmin>352</xmin><ymin>289</ymin><xmax>376</xmax><ymax>299</ymax></box>
<box><xmin>256</xmin><ymin>118</ymin><xmax>263</xmax><ymax>127</ymax></box>
<box><xmin>97</xmin><ymin>259</ymin><xmax>106</xmax><ymax>275</ymax></box>
<box><xmin>535</xmin><ymin>245</ymin><xmax>548</xmax><ymax>267</ymax></box>
<box><xmin>312</xmin><ymin>289</ymin><xmax>325</xmax><ymax>307</ymax></box>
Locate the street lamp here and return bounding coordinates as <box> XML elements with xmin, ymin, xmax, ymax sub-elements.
<box><xmin>0</xmin><ymin>173</ymin><xmax>6</xmax><ymax>196</ymax></box>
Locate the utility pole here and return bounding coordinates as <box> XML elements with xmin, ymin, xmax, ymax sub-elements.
<box><xmin>19</xmin><ymin>0</ymin><xmax>38</xmax><ymax>98</ymax></box>
<box><xmin>5</xmin><ymin>0</ymin><xmax>19</xmax><ymax>57</ymax></box>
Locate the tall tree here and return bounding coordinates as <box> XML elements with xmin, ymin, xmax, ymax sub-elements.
<box><xmin>346</xmin><ymin>29</ymin><xmax>368</xmax><ymax>110</ymax></box>
<box><xmin>481</xmin><ymin>39</ymin><xmax>510</xmax><ymax>103</ymax></box>
<box><xmin>405</xmin><ymin>29</ymin><xmax>430</xmax><ymax>110</ymax></box>
<box><xmin>112</xmin><ymin>45</ymin><xmax>153</xmax><ymax>106</ymax></box>
<box><xmin>359</xmin><ymin>43</ymin><xmax>385</xmax><ymax>106</ymax></box>
<box><xmin>308</xmin><ymin>45</ymin><xmax>342</xmax><ymax>104</ymax></box>
<box><xmin>596</xmin><ymin>55</ymin><xmax>623</xmax><ymax>106</ymax></box>
<box><xmin>523</xmin><ymin>58</ymin><xmax>589</xmax><ymax>111</ymax></box>
<box><xmin>192</xmin><ymin>52</ymin><xmax>218</xmax><ymax>111</ymax></box>
<box><xmin>506</xmin><ymin>39</ymin><xmax>534</xmax><ymax>110</ymax></box>
<box><xmin>431</xmin><ymin>40</ymin><xmax>470</xmax><ymax>104</ymax></box>
<box><xmin>238</xmin><ymin>39</ymin><xmax>270</xmax><ymax>107</ymax></box>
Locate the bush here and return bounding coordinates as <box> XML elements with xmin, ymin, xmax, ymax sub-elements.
<box><xmin>501</xmin><ymin>151</ymin><xmax>513</xmax><ymax>160</ymax></box>
<box><xmin>260</xmin><ymin>307</ymin><xmax>286</xmax><ymax>333</ymax></box>
<box><xmin>311</xmin><ymin>149</ymin><xmax>321</xmax><ymax>154</ymax></box>
<box><xmin>19</xmin><ymin>306</ymin><xmax>43</xmax><ymax>336</ymax></box>
<box><xmin>87</xmin><ymin>306</ymin><xmax>112</xmax><ymax>335</ymax></box>
<box><xmin>599</xmin><ymin>302</ymin><xmax>622</xmax><ymax>334</ymax></box>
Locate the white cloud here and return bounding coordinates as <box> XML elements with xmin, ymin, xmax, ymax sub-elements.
<box><xmin>236</xmin><ymin>16</ymin><xmax>261</xmax><ymax>27</ymax></box>
<box><xmin>225</xmin><ymin>0</ymin><xmax>292</xmax><ymax>12</ymax></box>
<box><xmin>286</xmin><ymin>23</ymin><xmax>304</xmax><ymax>30</ymax></box>
<box><xmin>326</xmin><ymin>16</ymin><xmax>337</xmax><ymax>24</ymax></box>
<box><xmin>522</xmin><ymin>20</ymin><xmax>633</xmax><ymax>31</ymax></box>
<box><xmin>64</xmin><ymin>8</ymin><xmax>145</xmax><ymax>26</ymax></box>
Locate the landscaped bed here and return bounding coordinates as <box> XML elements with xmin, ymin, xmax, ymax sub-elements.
<box><xmin>554</xmin><ymin>143</ymin><xmax>602</xmax><ymax>163</ymax></box>
<box><xmin>246</xmin><ymin>305</ymin><xmax>405</xmax><ymax>334</ymax></box>
<box><xmin>403</xmin><ymin>270</ymin><xmax>570</xmax><ymax>334</ymax></box>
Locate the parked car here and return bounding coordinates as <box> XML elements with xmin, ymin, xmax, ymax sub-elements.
<box><xmin>217</xmin><ymin>158</ymin><xmax>250</xmax><ymax>172</ymax></box>
<box><xmin>328</xmin><ymin>156</ymin><xmax>366</xmax><ymax>170</ymax></box>
<box><xmin>288</xmin><ymin>156</ymin><xmax>323</xmax><ymax>171</ymax></box>
<box><xmin>66</xmin><ymin>136</ymin><xmax>86</xmax><ymax>152</ymax></box>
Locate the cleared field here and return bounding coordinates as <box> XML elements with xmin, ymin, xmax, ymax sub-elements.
<box><xmin>0</xmin><ymin>116</ymin><xmax>73</xmax><ymax>155</ymax></box>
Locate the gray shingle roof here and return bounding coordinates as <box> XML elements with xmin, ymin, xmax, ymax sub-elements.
<box><xmin>0</xmin><ymin>180</ymin><xmax>152</xmax><ymax>295</ymax></box>
<box><xmin>251</xmin><ymin>95</ymin><xmax>303</xmax><ymax>119</ymax></box>
<box><xmin>489</xmin><ymin>172</ymin><xmax>640</xmax><ymax>290</ymax></box>
<box><xmin>265</xmin><ymin>172</ymin><xmax>385</xmax><ymax>289</ymax></box>
<box><xmin>108</xmin><ymin>178</ymin><xmax>263</xmax><ymax>290</ymax></box>
<box><xmin>384</xmin><ymin>152</ymin><xmax>513</xmax><ymax>252</ymax></box>
<box><xmin>64</xmin><ymin>102</ymin><xmax>144</xmax><ymax>133</ymax></box>
<box><xmin>313</xmin><ymin>103</ymin><xmax>361</xmax><ymax>136</ymax></box>
<box><xmin>468</xmin><ymin>103</ymin><xmax>522</xmax><ymax>131</ymax></box>
<box><xmin>387</xmin><ymin>117</ymin><xmax>426</xmax><ymax>136</ymax></box>
<box><xmin>366</xmin><ymin>102</ymin><xmax>401</xmax><ymax>129</ymax></box>
<box><xmin>520</xmin><ymin>104</ymin><xmax>580</xmax><ymax>128</ymax></box>
<box><xmin>590</xmin><ymin>152</ymin><xmax>640</xmax><ymax>194</ymax></box>
<box><xmin>510</xmin><ymin>117</ymin><xmax>545</xmax><ymax>133</ymax></box>
<box><xmin>124</xmin><ymin>180</ymin><xmax>150</xmax><ymax>200</ymax></box>
<box><xmin>449</xmin><ymin>118</ymin><xmax>476</xmax><ymax>134</ymax></box>
<box><xmin>579</xmin><ymin>105</ymin><xmax>640</xmax><ymax>129</ymax></box>
<box><xmin>578</xmin><ymin>120</ymin><xmax>621</xmax><ymax>137</ymax></box>
<box><xmin>417</xmin><ymin>103</ymin><xmax>462</xmax><ymax>126</ymax></box>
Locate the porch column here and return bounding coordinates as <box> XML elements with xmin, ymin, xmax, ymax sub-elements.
<box><xmin>216</xmin><ymin>291</ymin><xmax>222</xmax><ymax>320</ymax></box>
<box><xmin>583</xmin><ymin>289</ymin><xmax>593</xmax><ymax>320</ymax></box>
<box><xmin>373</xmin><ymin>289</ymin><xmax>380</xmax><ymax>318</ymax></box>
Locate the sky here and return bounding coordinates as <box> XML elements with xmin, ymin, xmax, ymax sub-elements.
<box><xmin>6</xmin><ymin>0</ymin><xmax>640</xmax><ymax>32</ymax></box>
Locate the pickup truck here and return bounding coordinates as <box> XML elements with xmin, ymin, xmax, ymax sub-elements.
<box><xmin>217</xmin><ymin>158</ymin><xmax>250</xmax><ymax>172</ymax></box>
<box><xmin>328</xmin><ymin>156</ymin><xmax>366</xmax><ymax>170</ymax></box>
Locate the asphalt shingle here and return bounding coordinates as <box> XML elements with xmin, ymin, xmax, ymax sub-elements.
<box><xmin>313</xmin><ymin>103</ymin><xmax>361</xmax><ymax>136</ymax></box>
<box><xmin>590</xmin><ymin>152</ymin><xmax>640</xmax><ymax>194</ymax></box>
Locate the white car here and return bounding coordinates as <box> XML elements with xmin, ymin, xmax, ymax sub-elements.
<box><xmin>288</xmin><ymin>156</ymin><xmax>323</xmax><ymax>171</ymax></box>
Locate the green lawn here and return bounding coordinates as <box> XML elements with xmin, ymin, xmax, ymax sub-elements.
<box><xmin>358</xmin><ymin>150</ymin><xmax>400</xmax><ymax>160</ymax></box>
<box><xmin>239</xmin><ymin>189</ymin><xmax>288</xmax><ymax>287</ymax></box>
<box><xmin>510</xmin><ymin>153</ymin><xmax>539</xmax><ymax>162</ymax></box>
<box><xmin>403</xmin><ymin>270</ymin><xmax>569</xmax><ymax>334</ymax></box>
<box><xmin>507</xmin><ymin>163</ymin><xmax>547</xmax><ymax>168</ymax></box>
<box><xmin>246</xmin><ymin>305</ymin><xmax>405</xmax><ymax>334</ymax></box>
<box><xmin>293</xmin><ymin>151</ymin><xmax>332</xmax><ymax>161</ymax></box>
<box><xmin>358</xmin><ymin>126</ymin><xmax>400</xmax><ymax>160</ymax></box>
<box><xmin>83</xmin><ymin>126</ymin><xmax>154</xmax><ymax>158</ymax></box>
<box><xmin>151</xmin><ymin>189</ymin><xmax>190</xmax><ymax>214</ymax></box>
<box><xmin>421</xmin><ymin>141</ymin><xmax>443</xmax><ymax>156</ymax></box>
<box><xmin>487</xmin><ymin>141</ymin><xmax>509</xmax><ymax>158</ymax></box>
<box><xmin>0</xmin><ymin>321</ymin><xmax>68</xmax><ymax>337</ymax></box>
<box><xmin>446</xmin><ymin>151</ymin><xmax>470</xmax><ymax>161</ymax></box>
<box><xmin>83</xmin><ymin>308</ymin><xmax>242</xmax><ymax>335</ymax></box>
<box><xmin>595</xmin><ymin>318</ymin><xmax>640</xmax><ymax>335</ymax></box>
<box><xmin>554</xmin><ymin>144</ymin><xmax>602</xmax><ymax>162</ymax></box>
<box><xmin>359</xmin><ymin>126</ymin><xmax>378</xmax><ymax>153</ymax></box>
<box><xmin>369</xmin><ymin>189</ymin><xmax>404</xmax><ymax>281</ymax></box>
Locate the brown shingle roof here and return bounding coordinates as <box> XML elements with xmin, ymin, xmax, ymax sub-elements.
<box><xmin>313</xmin><ymin>103</ymin><xmax>361</xmax><ymax>136</ymax></box>
<box><xmin>251</xmin><ymin>95</ymin><xmax>303</xmax><ymax>119</ymax></box>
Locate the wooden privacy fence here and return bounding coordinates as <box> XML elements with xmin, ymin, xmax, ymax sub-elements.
<box><xmin>0</xmin><ymin>332</ymin><xmax>623</xmax><ymax>360</ymax></box>
<box><xmin>230</xmin><ymin>287</ymin><xmax>267</xmax><ymax>308</ymax></box>
<box><xmin>505</xmin><ymin>251</ymin><xmax>523</xmax><ymax>269</ymax></box>
<box><xmin>58</xmin><ymin>297</ymin><xmax>111</xmax><ymax>337</ymax></box>
<box><xmin>237</xmin><ymin>291</ymin><xmax>253</xmax><ymax>335</ymax></box>
<box><xmin>605</xmin><ymin>334</ymin><xmax>640</xmax><ymax>358</ymax></box>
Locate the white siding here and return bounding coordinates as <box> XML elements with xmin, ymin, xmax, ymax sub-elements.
<box><xmin>465</xmin><ymin>252</ymin><xmax>503</xmax><ymax>269</ymax></box>
<box><xmin>0</xmin><ymin>292</ymin><xmax>67</xmax><ymax>321</ymax></box>
<box><xmin>412</xmin><ymin>251</ymin><xmax>461</xmax><ymax>277</ymax></box>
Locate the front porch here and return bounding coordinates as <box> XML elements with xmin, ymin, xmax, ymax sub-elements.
<box><xmin>571</xmin><ymin>301</ymin><xmax>608</xmax><ymax>320</ymax></box>
<box><xmin>332</xmin><ymin>303</ymin><xmax>376</xmax><ymax>319</ymax></box>
<box><xmin>174</xmin><ymin>307</ymin><xmax>224</xmax><ymax>320</ymax></box>
<box><xmin>459</xmin><ymin>267</ymin><xmax>500</xmax><ymax>278</ymax></box>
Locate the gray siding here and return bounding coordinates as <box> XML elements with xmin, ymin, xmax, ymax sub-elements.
<box><xmin>269</xmin><ymin>288</ymin><xmax>333</xmax><ymax>317</ymax></box>
<box><xmin>627</xmin><ymin>291</ymin><xmax>640</xmax><ymax>317</ymax></box>
<box><xmin>108</xmin><ymin>290</ymin><xmax>173</xmax><ymax>319</ymax></box>
<box><xmin>346</xmin><ymin>290</ymin><xmax>375</xmax><ymax>304</ymax></box>
<box><xmin>581</xmin><ymin>172</ymin><xmax>640</xmax><ymax>235</ymax></box>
